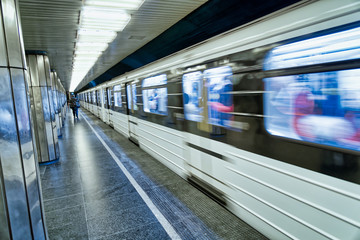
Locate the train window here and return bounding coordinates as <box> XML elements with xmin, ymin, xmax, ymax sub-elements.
<box><xmin>205</xmin><ymin>66</ymin><xmax>234</xmax><ymax>127</ymax></box>
<box><xmin>132</xmin><ymin>83</ymin><xmax>137</xmax><ymax>110</ymax></box>
<box><xmin>183</xmin><ymin>71</ymin><xmax>203</xmax><ymax>122</ymax></box>
<box><xmin>96</xmin><ymin>90</ymin><xmax>100</xmax><ymax>105</ymax></box>
<box><xmin>264</xmin><ymin>69</ymin><xmax>360</xmax><ymax>152</ymax></box>
<box><xmin>264</xmin><ymin>26</ymin><xmax>360</xmax><ymax>70</ymax></box>
<box><xmin>107</xmin><ymin>88</ymin><xmax>112</xmax><ymax>107</ymax></box>
<box><xmin>113</xmin><ymin>85</ymin><xmax>122</xmax><ymax>107</ymax></box>
<box><xmin>142</xmin><ymin>74</ymin><xmax>167</xmax><ymax>115</ymax></box>
<box><xmin>92</xmin><ymin>91</ymin><xmax>96</xmax><ymax>104</ymax></box>
<box><xmin>126</xmin><ymin>83</ymin><xmax>138</xmax><ymax>111</ymax></box>
<box><xmin>126</xmin><ymin>84</ymin><xmax>132</xmax><ymax>110</ymax></box>
<box><xmin>103</xmin><ymin>89</ymin><xmax>107</xmax><ymax>108</ymax></box>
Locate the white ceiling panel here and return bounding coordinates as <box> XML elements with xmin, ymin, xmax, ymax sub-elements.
<box><xmin>18</xmin><ymin>0</ymin><xmax>207</xmax><ymax>90</ymax></box>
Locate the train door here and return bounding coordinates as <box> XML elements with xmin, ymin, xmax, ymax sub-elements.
<box><xmin>97</xmin><ymin>89</ymin><xmax>101</xmax><ymax>118</ymax></box>
<box><xmin>126</xmin><ymin>81</ymin><xmax>139</xmax><ymax>144</ymax></box>
<box><xmin>93</xmin><ymin>90</ymin><xmax>97</xmax><ymax>115</ymax></box>
<box><xmin>106</xmin><ymin>87</ymin><xmax>113</xmax><ymax>126</ymax></box>
<box><xmin>101</xmin><ymin>87</ymin><xmax>109</xmax><ymax>123</ymax></box>
<box><xmin>91</xmin><ymin>91</ymin><xmax>95</xmax><ymax>113</ymax></box>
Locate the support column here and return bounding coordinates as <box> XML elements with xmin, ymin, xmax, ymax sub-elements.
<box><xmin>51</xmin><ymin>71</ymin><xmax>62</xmax><ymax>137</ymax></box>
<box><xmin>0</xmin><ymin>0</ymin><xmax>47</xmax><ymax>239</ymax></box>
<box><xmin>26</xmin><ymin>53</ymin><xmax>60</xmax><ymax>164</ymax></box>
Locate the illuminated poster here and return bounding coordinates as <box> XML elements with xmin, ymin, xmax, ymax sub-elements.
<box><xmin>183</xmin><ymin>71</ymin><xmax>203</xmax><ymax>122</ymax></box>
<box><xmin>264</xmin><ymin>69</ymin><xmax>360</xmax><ymax>151</ymax></box>
<box><xmin>204</xmin><ymin>66</ymin><xmax>234</xmax><ymax>127</ymax></box>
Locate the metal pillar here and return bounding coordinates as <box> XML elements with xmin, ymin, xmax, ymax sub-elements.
<box><xmin>0</xmin><ymin>0</ymin><xmax>47</xmax><ymax>239</ymax></box>
<box><xmin>58</xmin><ymin>78</ymin><xmax>66</xmax><ymax>125</ymax></box>
<box><xmin>26</xmin><ymin>53</ymin><xmax>60</xmax><ymax>164</ymax></box>
<box><xmin>52</xmin><ymin>71</ymin><xmax>63</xmax><ymax>135</ymax></box>
<box><xmin>50</xmin><ymin>70</ymin><xmax>62</xmax><ymax>138</ymax></box>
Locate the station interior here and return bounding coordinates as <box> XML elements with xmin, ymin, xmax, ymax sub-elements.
<box><xmin>1</xmin><ymin>0</ymin><xmax>360</xmax><ymax>239</ymax></box>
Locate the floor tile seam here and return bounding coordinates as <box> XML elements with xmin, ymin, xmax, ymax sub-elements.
<box><xmin>41</xmin><ymin>183</ymin><xmax>82</xmax><ymax>192</ymax></box>
<box><xmin>82</xmin><ymin>189</ymin><xmax>138</xmax><ymax>204</ymax></box>
<box><xmin>88</xmin><ymin>220</ymin><xmax>162</xmax><ymax>240</ymax></box>
<box><xmin>78</xmin><ymin>166</ymin><xmax>91</xmax><ymax>240</ymax></box>
<box><xmin>41</xmin><ymin>180</ymin><xmax>82</xmax><ymax>191</ymax></box>
<box><xmin>41</xmin><ymin>166</ymin><xmax>47</xmax><ymax>175</ymax></box>
<box><xmin>43</xmin><ymin>170</ymin><xmax>81</xmax><ymax>177</ymax></box>
<box><xmin>42</xmin><ymin>169</ymin><xmax>81</xmax><ymax>177</ymax></box>
<box><xmin>46</xmin><ymin>221</ymin><xmax>74</xmax><ymax>231</ymax></box>
<box><xmin>79</xmin><ymin>110</ymin><xmax>182</xmax><ymax>240</ymax></box>
<box><xmin>45</xmin><ymin>207</ymin><xmax>86</xmax><ymax>231</ymax></box>
<box><xmin>84</xmin><ymin>201</ymin><xmax>153</xmax><ymax>221</ymax></box>
<box><xmin>42</xmin><ymin>191</ymin><xmax>83</xmax><ymax>202</ymax></box>
<box><xmin>89</xmin><ymin>221</ymin><xmax>167</xmax><ymax>240</ymax></box>
<box><xmin>45</xmin><ymin>203</ymin><xmax>84</xmax><ymax>214</ymax></box>
<box><xmin>41</xmin><ymin>173</ymin><xmax>81</xmax><ymax>181</ymax></box>
<box><xmin>43</xmin><ymin>191</ymin><xmax>83</xmax><ymax>202</ymax></box>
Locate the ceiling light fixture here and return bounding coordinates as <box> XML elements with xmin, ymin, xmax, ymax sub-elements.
<box><xmin>70</xmin><ymin>0</ymin><xmax>144</xmax><ymax>92</ymax></box>
<box><xmin>85</xmin><ymin>0</ymin><xmax>145</xmax><ymax>10</ymax></box>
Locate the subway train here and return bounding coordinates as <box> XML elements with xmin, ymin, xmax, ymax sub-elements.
<box><xmin>78</xmin><ymin>0</ymin><xmax>360</xmax><ymax>239</ymax></box>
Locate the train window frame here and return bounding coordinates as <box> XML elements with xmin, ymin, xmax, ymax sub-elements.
<box><xmin>142</xmin><ymin>74</ymin><xmax>168</xmax><ymax>116</ymax></box>
<box><xmin>113</xmin><ymin>85</ymin><xmax>122</xmax><ymax>109</ymax></box>
<box><xmin>92</xmin><ymin>91</ymin><xmax>96</xmax><ymax>105</ymax></box>
<box><xmin>264</xmin><ymin>26</ymin><xmax>360</xmax><ymax>71</ymax></box>
<box><xmin>182</xmin><ymin>71</ymin><xmax>203</xmax><ymax>122</ymax></box>
<box><xmin>96</xmin><ymin>90</ymin><xmax>101</xmax><ymax>106</ymax></box>
<box><xmin>106</xmin><ymin>87</ymin><xmax>112</xmax><ymax>109</ymax></box>
<box><xmin>263</xmin><ymin>25</ymin><xmax>360</xmax><ymax>153</ymax></box>
<box><xmin>264</xmin><ymin>69</ymin><xmax>360</xmax><ymax>153</ymax></box>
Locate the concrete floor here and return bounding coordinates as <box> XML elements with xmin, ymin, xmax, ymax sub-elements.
<box><xmin>39</xmin><ymin>108</ymin><xmax>267</xmax><ymax>240</ymax></box>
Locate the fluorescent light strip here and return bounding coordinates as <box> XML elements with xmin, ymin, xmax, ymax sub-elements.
<box><xmin>70</xmin><ymin>0</ymin><xmax>135</xmax><ymax>92</ymax></box>
<box><xmin>82</xmin><ymin>9</ymin><xmax>130</xmax><ymax>20</ymax></box>
<box><xmin>86</xmin><ymin>0</ymin><xmax>144</xmax><ymax>10</ymax></box>
<box><xmin>78</xmin><ymin>35</ymin><xmax>117</xmax><ymax>43</ymax></box>
<box><xmin>78</xmin><ymin>29</ymin><xmax>117</xmax><ymax>37</ymax></box>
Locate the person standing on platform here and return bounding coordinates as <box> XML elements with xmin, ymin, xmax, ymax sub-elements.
<box><xmin>70</xmin><ymin>94</ymin><xmax>80</xmax><ymax>119</ymax></box>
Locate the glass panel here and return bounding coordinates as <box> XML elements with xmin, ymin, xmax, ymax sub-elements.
<box><xmin>183</xmin><ymin>71</ymin><xmax>202</xmax><ymax>122</ymax></box>
<box><xmin>205</xmin><ymin>66</ymin><xmax>234</xmax><ymax>127</ymax></box>
<box><xmin>142</xmin><ymin>75</ymin><xmax>167</xmax><ymax>114</ymax></box>
<box><xmin>132</xmin><ymin>83</ymin><xmax>137</xmax><ymax>111</ymax></box>
<box><xmin>143</xmin><ymin>88</ymin><xmax>167</xmax><ymax>115</ymax></box>
<box><xmin>126</xmin><ymin>84</ymin><xmax>131</xmax><ymax>110</ymax></box>
<box><xmin>107</xmin><ymin>88</ymin><xmax>111</xmax><ymax>106</ymax></box>
<box><xmin>92</xmin><ymin>91</ymin><xmax>96</xmax><ymax>104</ymax></box>
<box><xmin>142</xmin><ymin>74</ymin><xmax>166</xmax><ymax>87</ymax></box>
<box><xmin>113</xmin><ymin>85</ymin><xmax>122</xmax><ymax>107</ymax></box>
<box><xmin>264</xmin><ymin>68</ymin><xmax>360</xmax><ymax>151</ymax></box>
<box><xmin>264</xmin><ymin>26</ymin><xmax>360</xmax><ymax>70</ymax></box>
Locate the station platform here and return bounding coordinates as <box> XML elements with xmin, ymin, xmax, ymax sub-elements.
<box><xmin>39</xmin><ymin>108</ymin><xmax>267</xmax><ymax>240</ymax></box>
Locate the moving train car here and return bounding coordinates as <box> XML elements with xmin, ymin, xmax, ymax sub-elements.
<box><xmin>79</xmin><ymin>0</ymin><xmax>360</xmax><ymax>239</ymax></box>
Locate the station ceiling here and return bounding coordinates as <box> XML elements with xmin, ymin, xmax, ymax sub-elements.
<box><xmin>18</xmin><ymin>0</ymin><xmax>301</xmax><ymax>92</ymax></box>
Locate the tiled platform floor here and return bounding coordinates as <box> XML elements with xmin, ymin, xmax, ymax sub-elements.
<box><xmin>39</xmin><ymin>108</ymin><xmax>267</xmax><ymax>240</ymax></box>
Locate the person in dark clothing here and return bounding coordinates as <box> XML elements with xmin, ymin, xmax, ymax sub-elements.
<box><xmin>70</xmin><ymin>95</ymin><xmax>80</xmax><ymax>119</ymax></box>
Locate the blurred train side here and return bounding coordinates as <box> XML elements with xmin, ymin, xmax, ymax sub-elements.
<box><xmin>79</xmin><ymin>1</ymin><xmax>360</xmax><ymax>239</ymax></box>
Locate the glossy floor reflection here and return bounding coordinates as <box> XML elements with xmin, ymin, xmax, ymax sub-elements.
<box><xmin>39</xmin><ymin>108</ymin><xmax>267</xmax><ymax>240</ymax></box>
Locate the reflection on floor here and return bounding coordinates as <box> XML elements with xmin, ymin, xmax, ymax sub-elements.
<box><xmin>39</xmin><ymin>108</ymin><xmax>267</xmax><ymax>240</ymax></box>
